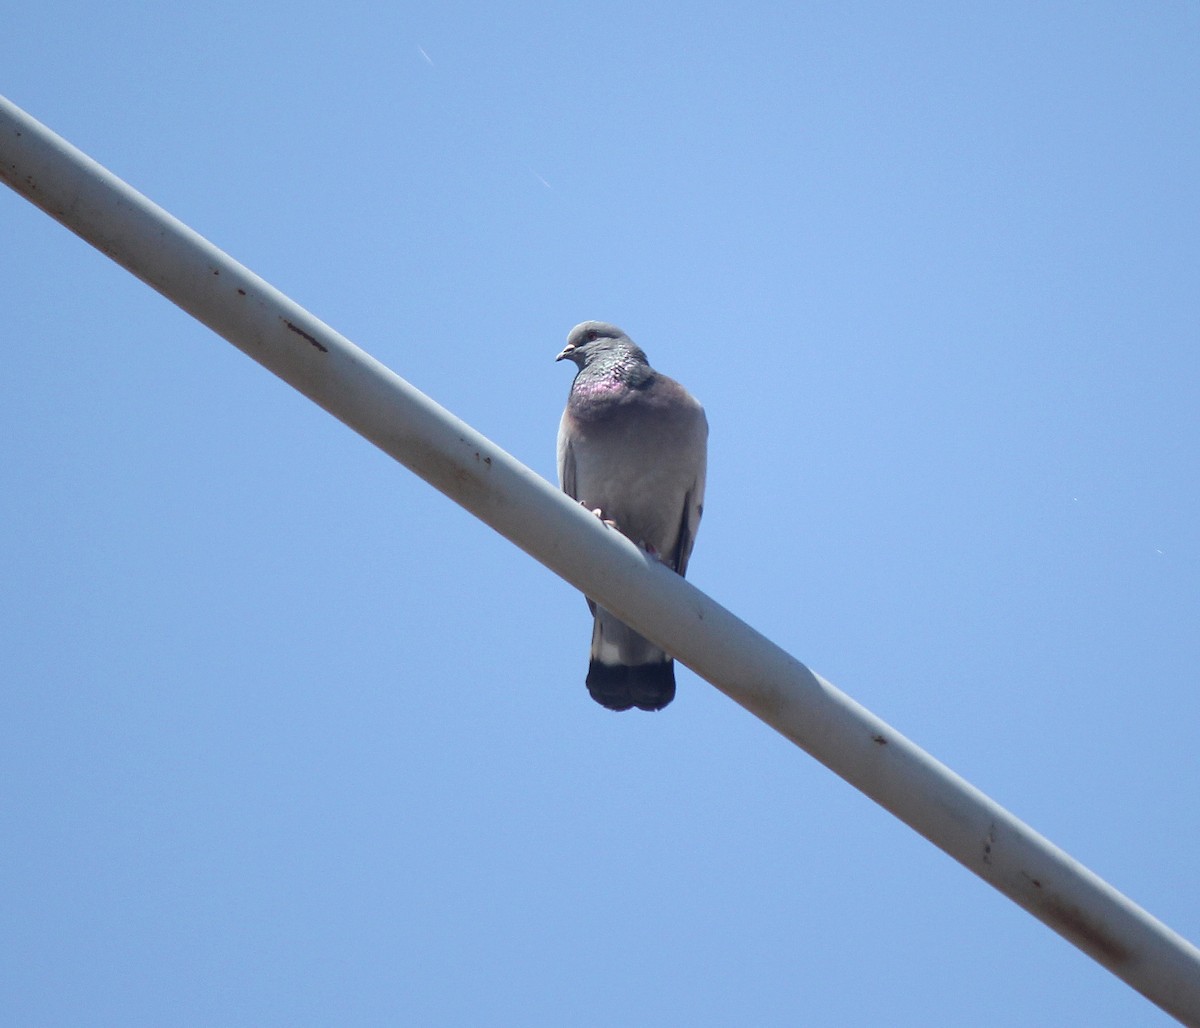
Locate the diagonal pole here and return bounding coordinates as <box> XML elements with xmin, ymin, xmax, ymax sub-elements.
<box><xmin>3</xmin><ymin>94</ymin><xmax>1198</xmax><ymax>1025</ymax></box>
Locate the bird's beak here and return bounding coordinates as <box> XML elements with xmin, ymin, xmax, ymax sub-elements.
<box><xmin>555</xmin><ymin>344</ymin><xmax>576</xmax><ymax>362</ymax></box>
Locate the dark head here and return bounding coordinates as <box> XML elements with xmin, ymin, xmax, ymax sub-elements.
<box><xmin>555</xmin><ymin>321</ymin><xmax>647</xmax><ymax>369</ymax></box>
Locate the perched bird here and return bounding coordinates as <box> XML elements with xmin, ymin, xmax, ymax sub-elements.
<box><xmin>556</xmin><ymin>321</ymin><xmax>708</xmax><ymax>711</ymax></box>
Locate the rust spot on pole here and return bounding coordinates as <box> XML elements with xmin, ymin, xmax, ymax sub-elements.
<box><xmin>283</xmin><ymin>319</ymin><xmax>327</xmax><ymax>353</ymax></box>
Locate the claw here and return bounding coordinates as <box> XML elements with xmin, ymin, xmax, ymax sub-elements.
<box><xmin>580</xmin><ymin>502</ymin><xmax>618</xmax><ymax>530</ymax></box>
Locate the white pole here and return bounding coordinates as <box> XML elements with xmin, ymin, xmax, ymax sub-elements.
<box><xmin>3</xmin><ymin>94</ymin><xmax>1198</xmax><ymax>1025</ymax></box>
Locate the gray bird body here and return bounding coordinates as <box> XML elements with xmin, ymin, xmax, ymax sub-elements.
<box><xmin>556</xmin><ymin>321</ymin><xmax>707</xmax><ymax>711</ymax></box>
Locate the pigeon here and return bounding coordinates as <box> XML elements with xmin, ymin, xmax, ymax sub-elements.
<box><xmin>556</xmin><ymin>321</ymin><xmax>708</xmax><ymax>711</ymax></box>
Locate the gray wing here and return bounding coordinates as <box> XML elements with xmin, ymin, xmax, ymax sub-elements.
<box><xmin>557</xmin><ymin>410</ymin><xmax>595</xmax><ymax>614</ymax></box>
<box><xmin>671</xmin><ymin>436</ymin><xmax>706</xmax><ymax>578</ymax></box>
<box><xmin>556</xmin><ymin>410</ymin><xmax>577</xmax><ymax>499</ymax></box>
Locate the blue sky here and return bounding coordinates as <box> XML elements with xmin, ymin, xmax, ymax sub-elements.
<box><xmin>3</xmin><ymin>3</ymin><xmax>1198</xmax><ymax>1025</ymax></box>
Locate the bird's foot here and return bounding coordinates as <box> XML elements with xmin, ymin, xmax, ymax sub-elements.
<box><xmin>581</xmin><ymin>502</ymin><xmax>619</xmax><ymax>531</ymax></box>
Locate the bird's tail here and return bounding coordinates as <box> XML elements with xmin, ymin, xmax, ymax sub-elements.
<box><xmin>586</xmin><ymin>609</ymin><xmax>675</xmax><ymax>711</ymax></box>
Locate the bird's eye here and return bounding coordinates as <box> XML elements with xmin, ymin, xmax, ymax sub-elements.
<box><xmin>584</xmin><ymin>329</ymin><xmax>598</xmax><ymax>342</ymax></box>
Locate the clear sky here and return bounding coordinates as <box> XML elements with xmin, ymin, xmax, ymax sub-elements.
<box><xmin>3</xmin><ymin>3</ymin><xmax>1198</xmax><ymax>1025</ymax></box>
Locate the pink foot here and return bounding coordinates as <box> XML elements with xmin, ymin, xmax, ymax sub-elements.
<box><xmin>580</xmin><ymin>502</ymin><xmax>618</xmax><ymax>531</ymax></box>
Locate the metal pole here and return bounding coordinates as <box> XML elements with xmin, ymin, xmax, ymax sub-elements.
<box><xmin>3</xmin><ymin>94</ymin><xmax>1198</xmax><ymax>1025</ymax></box>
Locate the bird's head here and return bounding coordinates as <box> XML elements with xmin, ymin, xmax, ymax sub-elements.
<box><xmin>555</xmin><ymin>321</ymin><xmax>632</xmax><ymax>367</ymax></box>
